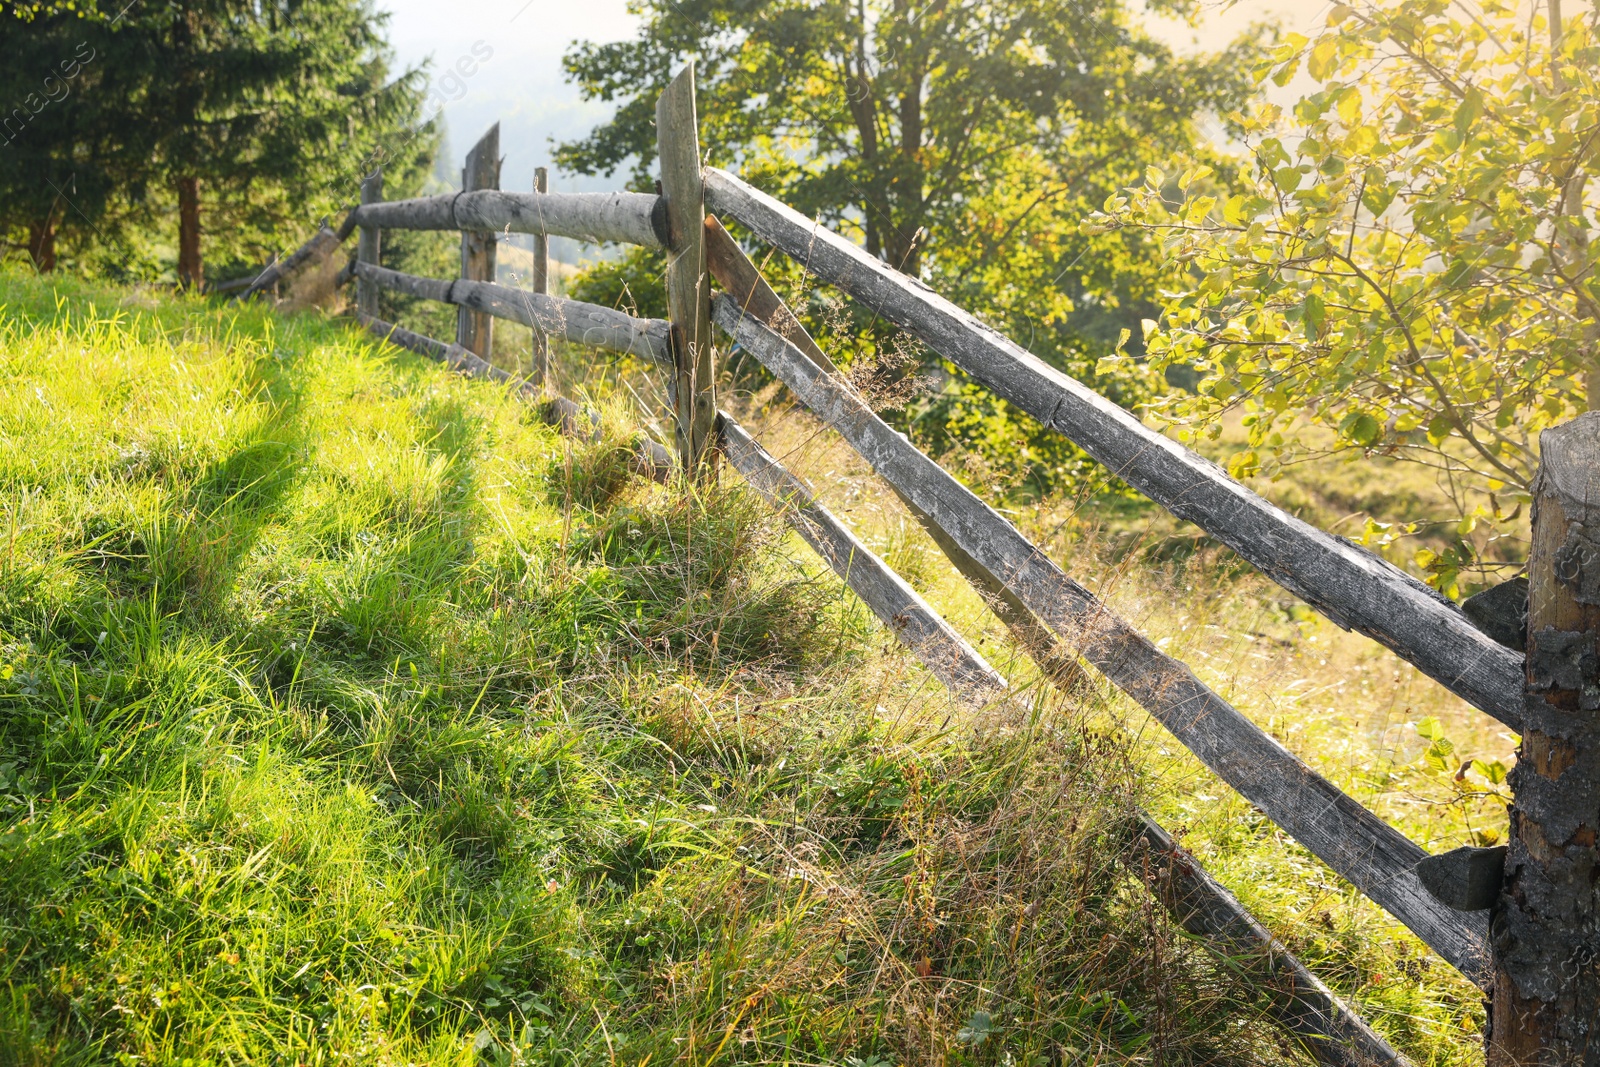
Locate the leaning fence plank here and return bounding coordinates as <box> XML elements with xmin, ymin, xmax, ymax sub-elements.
<box><xmin>351</xmin><ymin>262</ymin><xmax>672</xmax><ymax>366</ymax></box>
<box><xmin>351</xmin><ymin>189</ymin><xmax>664</xmax><ymax>248</ymax></box>
<box><xmin>705</xmin><ymin>215</ymin><xmax>1088</xmax><ymax>691</ymax></box>
<box><xmin>712</xmin><ymin>294</ymin><xmax>1488</xmax><ymax>981</ymax></box>
<box><xmin>458</xmin><ymin>124</ymin><xmax>501</xmax><ymax>357</ymax></box>
<box><xmin>722</xmin><ymin>401</ymin><xmax>1405</xmax><ymax>1065</ymax></box>
<box><xmin>237</xmin><ymin>224</ymin><xmax>343</xmax><ymax>302</ymax></box>
<box><xmin>357</xmin><ymin>314</ymin><xmax>671</xmax><ymax>482</ymax></box>
<box><xmin>1128</xmin><ymin>817</ymin><xmax>1413</xmax><ymax>1067</ymax></box>
<box><xmin>720</xmin><ymin>413</ymin><xmax>1007</xmax><ymax>702</ymax></box>
<box><xmin>703</xmin><ymin>166</ymin><xmax>1523</xmax><ymax>730</ymax></box>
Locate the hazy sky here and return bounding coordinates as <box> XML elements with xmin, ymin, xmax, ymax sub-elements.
<box><xmin>374</xmin><ymin>0</ymin><xmax>1331</xmax><ymax>195</ymax></box>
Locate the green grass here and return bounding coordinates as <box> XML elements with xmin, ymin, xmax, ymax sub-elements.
<box><xmin>0</xmin><ymin>271</ymin><xmax>1308</xmax><ymax>1066</ymax></box>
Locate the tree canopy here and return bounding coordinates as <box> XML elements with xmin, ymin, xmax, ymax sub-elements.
<box><xmin>561</xmin><ymin>0</ymin><xmax>1264</xmax><ymax>493</ymax></box>
<box><xmin>0</xmin><ymin>0</ymin><xmax>433</xmax><ymax>285</ymax></box>
<box><xmin>1099</xmin><ymin>0</ymin><xmax>1599</xmax><ymax>590</ymax></box>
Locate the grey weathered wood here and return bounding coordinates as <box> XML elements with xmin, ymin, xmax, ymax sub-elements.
<box><xmin>1128</xmin><ymin>817</ymin><xmax>1413</xmax><ymax>1067</ymax></box>
<box><xmin>713</xmin><ymin>294</ymin><xmax>1488</xmax><ymax>980</ymax></box>
<box><xmin>1490</xmin><ymin>411</ymin><xmax>1600</xmax><ymax>1061</ymax></box>
<box><xmin>703</xmin><ymin>166</ymin><xmax>1523</xmax><ymax>730</ymax></box>
<box><xmin>357</xmin><ymin>314</ymin><xmax>671</xmax><ymax>483</ymax></box>
<box><xmin>236</xmin><ymin>225</ymin><xmax>342</xmax><ymax>302</ymax></box>
<box><xmin>349</xmin><ymin>189</ymin><xmax>664</xmax><ymax>248</ymax></box>
<box><xmin>531</xmin><ymin>166</ymin><xmax>551</xmax><ymax>387</ymax></box>
<box><xmin>705</xmin><ymin>214</ymin><xmax>1089</xmax><ymax>691</ymax></box>
<box><xmin>1462</xmin><ymin>577</ymin><xmax>1528</xmax><ymax>651</ymax></box>
<box><xmin>657</xmin><ymin>63</ymin><xmax>717</xmax><ymax>476</ymax></box>
<box><xmin>458</xmin><ymin>124</ymin><xmax>501</xmax><ymax>357</ymax></box>
<box><xmin>351</xmin><ymin>262</ymin><xmax>672</xmax><ymax>366</ymax></box>
<box><xmin>1417</xmin><ymin>845</ymin><xmax>1505</xmax><ymax>912</ymax></box>
<box><xmin>720</xmin><ymin>412</ymin><xmax>1007</xmax><ymax>702</ymax></box>
<box><xmin>357</xmin><ymin>169</ymin><xmax>383</xmax><ymax>318</ymax></box>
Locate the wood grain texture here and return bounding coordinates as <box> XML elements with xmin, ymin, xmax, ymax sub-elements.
<box><xmin>357</xmin><ymin>169</ymin><xmax>383</xmax><ymax>318</ymax></box>
<box><xmin>1489</xmin><ymin>411</ymin><xmax>1600</xmax><ymax>1061</ymax></box>
<box><xmin>657</xmin><ymin>63</ymin><xmax>717</xmax><ymax>475</ymax></box>
<box><xmin>357</xmin><ymin>314</ymin><xmax>671</xmax><ymax>483</ymax></box>
<box><xmin>720</xmin><ymin>412</ymin><xmax>1007</xmax><ymax>702</ymax></box>
<box><xmin>703</xmin><ymin>166</ymin><xmax>1523</xmax><ymax>729</ymax></box>
<box><xmin>705</xmin><ymin>215</ymin><xmax>1087</xmax><ymax>690</ymax></box>
<box><xmin>531</xmin><ymin>167</ymin><xmax>551</xmax><ymax>387</ymax></box>
<box><xmin>712</xmin><ymin>293</ymin><xmax>1488</xmax><ymax>981</ymax></box>
<box><xmin>351</xmin><ymin>189</ymin><xmax>663</xmax><ymax>248</ymax></box>
<box><xmin>1128</xmin><ymin>818</ymin><xmax>1414</xmax><ymax>1067</ymax></box>
<box><xmin>237</xmin><ymin>225</ymin><xmax>341</xmax><ymax>302</ymax></box>
<box><xmin>457</xmin><ymin>124</ymin><xmax>501</xmax><ymax>357</ymax></box>
<box><xmin>351</xmin><ymin>262</ymin><xmax>672</xmax><ymax>365</ymax></box>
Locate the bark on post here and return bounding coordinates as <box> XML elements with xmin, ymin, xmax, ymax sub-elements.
<box><xmin>531</xmin><ymin>165</ymin><xmax>550</xmax><ymax>386</ymax></box>
<box><xmin>656</xmin><ymin>63</ymin><xmax>716</xmax><ymax>477</ymax></box>
<box><xmin>357</xmin><ymin>168</ymin><xmax>383</xmax><ymax>318</ymax></box>
<box><xmin>1491</xmin><ymin>411</ymin><xmax>1600</xmax><ymax>1063</ymax></box>
<box><xmin>457</xmin><ymin>123</ymin><xmax>501</xmax><ymax>357</ymax></box>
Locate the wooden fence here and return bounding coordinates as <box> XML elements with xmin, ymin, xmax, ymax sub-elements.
<box><xmin>241</xmin><ymin>62</ymin><xmax>1598</xmax><ymax>1065</ymax></box>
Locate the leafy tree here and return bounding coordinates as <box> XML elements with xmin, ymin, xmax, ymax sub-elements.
<box><xmin>0</xmin><ymin>10</ymin><xmax>148</xmax><ymax>271</ymax></box>
<box><xmin>560</xmin><ymin>0</ymin><xmax>1262</xmax><ymax>494</ymax></box>
<box><xmin>1099</xmin><ymin>0</ymin><xmax>1599</xmax><ymax>589</ymax></box>
<box><xmin>0</xmin><ymin>0</ymin><xmax>432</xmax><ymax>286</ymax></box>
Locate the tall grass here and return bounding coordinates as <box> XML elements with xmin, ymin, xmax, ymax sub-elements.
<box><xmin>0</xmin><ymin>271</ymin><xmax>1296</xmax><ymax>1065</ymax></box>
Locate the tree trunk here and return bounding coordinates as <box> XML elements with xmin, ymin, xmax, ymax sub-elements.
<box><xmin>1489</xmin><ymin>410</ymin><xmax>1600</xmax><ymax>1063</ymax></box>
<box><xmin>177</xmin><ymin>176</ymin><xmax>203</xmax><ymax>290</ymax></box>
<box><xmin>26</xmin><ymin>218</ymin><xmax>56</xmax><ymax>272</ymax></box>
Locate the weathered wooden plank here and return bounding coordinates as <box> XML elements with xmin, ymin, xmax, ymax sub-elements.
<box><xmin>237</xmin><ymin>225</ymin><xmax>342</xmax><ymax>302</ymax></box>
<box><xmin>720</xmin><ymin>412</ymin><xmax>1007</xmax><ymax>702</ymax></box>
<box><xmin>351</xmin><ymin>189</ymin><xmax>664</xmax><ymax>249</ymax></box>
<box><xmin>357</xmin><ymin>169</ymin><xmax>383</xmax><ymax>318</ymax></box>
<box><xmin>357</xmin><ymin>314</ymin><xmax>672</xmax><ymax>483</ymax></box>
<box><xmin>1127</xmin><ymin>817</ymin><xmax>1413</xmax><ymax>1067</ymax></box>
<box><xmin>1489</xmin><ymin>411</ymin><xmax>1600</xmax><ymax>1056</ymax></box>
<box><xmin>657</xmin><ymin>63</ymin><xmax>717</xmax><ymax>476</ymax></box>
<box><xmin>703</xmin><ymin>166</ymin><xmax>1523</xmax><ymax>730</ymax></box>
<box><xmin>705</xmin><ymin>215</ymin><xmax>1088</xmax><ymax>690</ymax></box>
<box><xmin>712</xmin><ymin>294</ymin><xmax>1489</xmax><ymax>981</ymax></box>
<box><xmin>351</xmin><ymin>262</ymin><xmax>672</xmax><ymax>366</ymax></box>
<box><xmin>531</xmin><ymin>166</ymin><xmax>551</xmax><ymax>387</ymax></box>
<box><xmin>458</xmin><ymin>125</ymin><xmax>501</xmax><ymax>357</ymax></box>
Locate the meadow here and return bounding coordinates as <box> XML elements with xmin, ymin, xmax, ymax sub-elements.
<box><xmin>0</xmin><ymin>269</ymin><xmax>1500</xmax><ymax>1065</ymax></box>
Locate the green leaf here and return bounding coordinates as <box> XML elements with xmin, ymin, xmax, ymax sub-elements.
<box><xmin>1426</xmin><ymin>414</ymin><xmax>1453</xmax><ymax>445</ymax></box>
<box><xmin>1307</xmin><ymin>38</ymin><xmax>1339</xmax><ymax>80</ymax></box>
<box><xmin>1303</xmin><ymin>292</ymin><xmax>1325</xmax><ymax>334</ymax></box>
<box><xmin>1415</xmin><ymin>716</ymin><xmax>1445</xmax><ymax>742</ymax></box>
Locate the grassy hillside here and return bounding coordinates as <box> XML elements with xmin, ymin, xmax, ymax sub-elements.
<box><xmin>0</xmin><ymin>271</ymin><xmax>1320</xmax><ymax>1066</ymax></box>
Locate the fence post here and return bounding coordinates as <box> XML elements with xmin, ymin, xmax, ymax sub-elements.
<box><xmin>357</xmin><ymin>168</ymin><xmax>382</xmax><ymax>318</ymax></box>
<box><xmin>656</xmin><ymin>63</ymin><xmax>716</xmax><ymax>477</ymax></box>
<box><xmin>457</xmin><ymin>123</ymin><xmax>501</xmax><ymax>358</ymax></box>
<box><xmin>1491</xmin><ymin>411</ymin><xmax>1600</xmax><ymax>1062</ymax></box>
<box><xmin>531</xmin><ymin>165</ymin><xmax>550</xmax><ymax>387</ymax></box>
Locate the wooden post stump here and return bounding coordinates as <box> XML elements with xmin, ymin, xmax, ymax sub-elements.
<box><xmin>457</xmin><ymin>123</ymin><xmax>501</xmax><ymax>358</ymax></box>
<box><xmin>357</xmin><ymin>168</ymin><xmax>382</xmax><ymax>318</ymax></box>
<box><xmin>656</xmin><ymin>63</ymin><xmax>716</xmax><ymax>477</ymax></box>
<box><xmin>1491</xmin><ymin>410</ymin><xmax>1600</xmax><ymax>1063</ymax></box>
<box><xmin>531</xmin><ymin>165</ymin><xmax>550</xmax><ymax>387</ymax></box>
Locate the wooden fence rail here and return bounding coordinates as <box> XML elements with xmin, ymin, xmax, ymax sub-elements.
<box><xmin>351</xmin><ymin>261</ymin><xmax>673</xmax><ymax>365</ymax></box>
<box><xmin>242</xmin><ymin>60</ymin><xmax>1591</xmax><ymax>1053</ymax></box>
<box><xmin>701</xmin><ymin>167</ymin><xmax>1524</xmax><ymax>731</ymax></box>
<box><xmin>348</xmin><ymin>188</ymin><xmax>664</xmax><ymax>248</ymax></box>
<box><xmin>712</xmin><ymin>293</ymin><xmax>1487</xmax><ymax>980</ymax></box>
